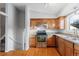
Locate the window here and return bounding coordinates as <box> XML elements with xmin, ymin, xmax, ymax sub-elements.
<box><xmin>69</xmin><ymin>13</ymin><xmax>79</xmax><ymax>30</ymax></box>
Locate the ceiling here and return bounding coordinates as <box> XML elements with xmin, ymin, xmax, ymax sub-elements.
<box><xmin>13</xmin><ymin>3</ymin><xmax>68</xmax><ymax>16</ymax></box>
<box><xmin>26</xmin><ymin>3</ymin><xmax>68</xmax><ymax>15</ymax></box>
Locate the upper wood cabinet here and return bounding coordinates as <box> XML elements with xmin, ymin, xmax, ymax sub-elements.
<box><xmin>55</xmin><ymin>16</ymin><xmax>66</xmax><ymax>29</ymax></box>
<box><xmin>47</xmin><ymin>19</ymin><xmax>56</xmax><ymax>29</ymax></box>
<box><xmin>30</xmin><ymin>17</ymin><xmax>66</xmax><ymax>30</ymax></box>
<box><xmin>30</xmin><ymin>18</ymin><xmax>56</xmax><ymax>29</ymax></box>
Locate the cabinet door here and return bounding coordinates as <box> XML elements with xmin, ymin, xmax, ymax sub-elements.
<box><xmin>51</xmin><ymin>20</ymin><xmax>56</xmax><ymax>29</ymax></box>
<box><xmin>30</xmin><ymin>37</ymin><xmax>36</xmax><ymax>47</ymax></box>
<box><xmin>74</xmin><ymin>51</ymin><xmax>79</xmax><ymax>56</ymax></box>
<box><xmin>65</xmin><ymin>40</ymin><xmax>74</xmax><ymax>56</ymax></box>
<box><xmin>65</xmin><ymin>47</ymin><xmax>73</xmax><ymax>56</ymax></box>
<box><xmin>54</xmin><ymin>19</ymin><xmax>59</xmax><ymax>29</ymax></box>
<box><xmin>55</xmin><ymin>16</ymin><xmax>65</xmax><ymax>29</ymax></box>
<box><xmin>59</xmin><ymin>17</ymin><xmax>65</xmax><ymax>29</ymax></box>
<box><xmin>57</xmin><ymin>37</ymin><xmax>65</xmax><ymax>56</ymax></box>
<box><xmin>47</xmin><ymin>36</ymin><xmax>55</xmax><ymax>47</ymax></box>
<box><xmin>52</xmin><ymin>35</ymin><xmax>56</xmax><ymax>46</ymax></box>
<box><xmin>74</xmin><ymin>44</ymin><xmax>79</xmax><ymax>56</ymax></box>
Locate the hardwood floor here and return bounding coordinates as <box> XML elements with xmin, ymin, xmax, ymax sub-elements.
<box><xmin>0</xmin><ymin>48</ymin><xmax>60</xmax><ymax>56</ymax></box>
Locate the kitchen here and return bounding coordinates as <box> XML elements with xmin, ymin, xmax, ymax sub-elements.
<box><xmin>30</xmin><ymin>17</ymin><xmax>65</xmax><ymax>47</ymax></box>
<box><xmin>0</xmin><ymin>3</ymin><xmax>79</xmax><ymax>56</ymax></box>
<box><xmin>29</xmin><ymin>16</ymin><xmax>79</xmax><ymax>56</ymax></box>
<box><xmin>29</xmin><ymin>3</ymin><xmax>79</xmax><ymax>56</ymax></box>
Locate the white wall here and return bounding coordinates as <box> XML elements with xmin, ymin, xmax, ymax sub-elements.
<box><xmin>15</xmin><ymin>10</ymin><xmax>25</xmax><ymax>50</ymax></box>
<box><xmin>19</xmin><ymin>12</ymin><xmax>25</xmax><ymax>50</ymax></box>
<box><xmin>24</xmin><ymin>6</ymin><xmax>30</xmax><ymax>50</ymax></box>
<box><xmin>18</xmin><ymin>11</ymin><xmax>25</xmax><ymax>50</ymax></box>
<box><xmin>58</xmin><ymin>4</ymin><xmax>79</xmax><ymax>16</ymax></box>
<box><xmin>5</xmin><ymin>4</ymin><xmax>25</xmax><ymax>51</ymax></box>
<box><xmin>30</xmin><ymin>10</ymin><xmax>56</xmax><ymax>18</ymax></box>
<box><xmin>5</xmin><ymin>4</ymin><xmax>17</xmax><ymax>52</ymax></box>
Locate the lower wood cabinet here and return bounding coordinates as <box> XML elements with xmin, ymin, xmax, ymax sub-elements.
<box><xmin>74</xmin><ymin>50</ymin><xmax>79</xmax><ymax>56</ymax></box>
<box><xmin>56</xmin><ymin>36</ymin><xmax>74</xmax><ymax>56</ymax></box>
<box><xmin>64</xmin><ymin>40</ymin><xmax>74</xmax><ymax>56</ymax></box>
<box><xmin>74</xmin><ymin>44</ymin><xmax>79</xmax><ymax>56</ymax></box>
<box><xmin>56</xmin><ymin>36</ymin><xmax>65</xmax><ymax>56</ymax></box>
<box><xmin>30</xmin><ymin>36</ymin><xmax>36</xmax><ymax>47</ymax></box>
<box><xmin>30</xmin><ymin>35</ymin><xmax>56</xmax><ymax>47</ymax></box>
<box><xmin>29</xmin><ymin>35</ymin><xmax>79</xmax><ymax>56</ymax></box>
<box><xmin>47</xmin><ymin>35</ymin><xmax>56</xmax><ymax>47</ymax></box>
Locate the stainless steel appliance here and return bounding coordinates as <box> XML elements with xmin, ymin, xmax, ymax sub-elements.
<box><xmin>36</xmin><ymin>30</ymin><xmax>47</xmax><ymax>47</ymax></box>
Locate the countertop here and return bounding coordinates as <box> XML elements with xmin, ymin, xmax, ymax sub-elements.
<box><xmin>55</xmin><ymin>34</ymin><xmax>79</xmax><ymax>45</ymax></box>
<box><xmin>29</xmin><ymin>29</ymin><xmax>79</xmax><ymax>44</ymax></box>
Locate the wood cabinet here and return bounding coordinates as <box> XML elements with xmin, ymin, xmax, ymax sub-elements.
<box><xmin>47</xmin><ymin>19</ymin><xmax>52</xmax><ymax>29</ymax></box>
<box><xmin>47</xmin><ymin>19</ymin><xmax>56</xmax><ymax>29</ymax></box>
<box><xmin>55</xmin><ymin>16</ymin><xmax>66</xmax><ymax>29</ymax></box>
<box><xmin>64</xmin><ymin>40</ymin><xmax>74</xmax><ymax>56</ymax></box>
<box><xmin>47</xmin><ymin>35</ymin><xmax>56</xmax><ymax>47</ymax></box>
<box><xmin>56</xmin><ymin>35</ymin><xmax>74</xmax><ymax>56</ymax></box>
<box><xmin>30</xmin><ymin>36</ymin><xmax>36</xmax><ymax>47</ymax></box>
<box><xmin>74</xmin><ymin>44</ymin><xmax>79</xmax><ymax>56</ymax></box>
<box><xmin>30</xmin><ymin>17</ymin><xmax>65</xmax><ymax>30</ymax></box>
<box><xmin>50</xmin><ymin>19</ymin><xmax>56</xmax><ymax>29</ymax></box>
<box><xmin>30</xmin><ymin>35</ymin><xmax>56</xmax><ymax>47</ymax></box>
<box><xmin>30</xmin><ymin>19</ymin><xmax>48</xmax><ymax>29</ymax></box>
<box><xmin>30</xmin><ymin>18</ymin><xmax>56</xmax><ymax>29</ymax></box>
<box><xmin>56</xmin><ymin>36</ymin><xmax>65</xmax><ymax>56</ymax></box>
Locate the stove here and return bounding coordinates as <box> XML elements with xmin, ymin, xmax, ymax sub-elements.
<box><xmin>36</xmin><ymin>30</ymin><xmax>47</xmax><ymax>47</ymax></box>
